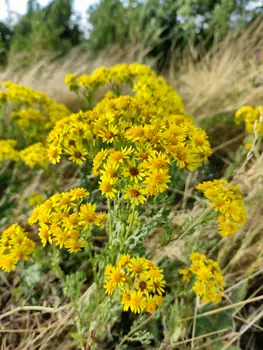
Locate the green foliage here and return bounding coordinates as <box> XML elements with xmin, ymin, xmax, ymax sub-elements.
<box><xmin>87</xmin><ymin>0</ymin><xmax>263</xmax><ymax>69</ymax></box>
<box><xmin>0</xmin><ymin>21</ymin><xmax>13</xmax><ymax>65</ymax></box>
<box><xmin>10</xmin><ymin>0</ymin><xmax>81</xmax><ymax>55</ymax></box>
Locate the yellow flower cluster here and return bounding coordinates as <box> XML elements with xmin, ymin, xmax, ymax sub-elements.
<box><xmin>2</xmin><ymin>81</ymin><xmax>71</xmax><ymax>139</ymax></box>
<box><xmin>0</xmin><ymin>139</ymin><xmax>20</xmax><ymax>163</ymax></box>
<box><xmin>28</xmin><ymin>188</ymin><xmax>107</xmax><ymax>253</ymax></box>
<box><xmin>104</xmin><ymin>255</ymin><xmax>165</xmax><ymax>313</ymax></box>
<box><xmin>47</xmin><ymin>93</ymin><xmax>211</xmax><ymax>203</ymax></box>
<box><xmin>196</xmin><ymin>179</ymin><xmax>246</xmax><ymax>237</ymax></box>
<box><xmin>2</xmin><ymin>81</ymin><xmax>46</xmax><ymax>105</ymax></box>
<box><xmin>47</xmin><ymin>111</ymin><xmax>92</xmax><ymax>165</ymax></box>
<box><xmin>65</xmin><ymin>63</ymin><xmax>183</xmax><ymax>115</ymax></box>
<box><xmin>179</xmin><ymin>252</ymin><xmax>224</xmax><ymax>303</ymax></box>
<box><xmin>20</xmin><ymin>142</ymin><xmax>49</xmax><ymax>168</ymax></box>
<box><xmin>235</xmin><ymin>105</ymin><xmax>263</xmax><ymax>134</ymax></box>
<box><xmin>0</xmin><ymin>223</ymin><xmax>35</xmax><ymax>272</ymax></box>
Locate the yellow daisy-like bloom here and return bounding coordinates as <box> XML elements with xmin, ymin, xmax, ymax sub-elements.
<box><xmin>65</xmin><ymin>143</ymin><xmax>88</xmax><ymax>165</ymax></box>
<box><xmin>104</xmin><ymin>256</ymin><xmax>165</xmax><ymax>314</ymax></box>
<box><xmin>196</xmin><ymin>179</ymin><xmax>246</xmax><ymax>237</ymax></box>
<box><xmin>179</xmin><ymin>252</ymin><xmax>225</xmax><ymax>303</ymax></box>
<box><xmin>121</xmin><ymin>291</ymin><xmax>132</xmax><ymax>311</ymax></box>
<box><xmin>117</xmin><ymin>254</ymin><xmax>131</xmax><ymax>267</ymax></box>
<box><xmin>144</xmin><ymin>169</ymin><xmax>171</xmax><ymax>195</ymax></box>
<box><xmin>99</xmin><ymin>175</ymin><xmax>118</xmax><ymax>199</ymax></box>
<box><xmin>107</xmin><ymin>147</ymin><xmax>133</xmax><ymax>166</ymax></box>
<box><xmin>47</xmin><ymin>145</ymin><xmax>62</xmax><ymax>164</ymax></box>
<box><xmin>98</xmin><ymin>124</ymin><xmax>119</xmax><ymax>143</ymax></box>
<box><xmin>123</xmin><ymin>184</ymin><xmax>147</xmax><ymax>205</ymax></box>
<box><xmin>130</xmin><ymin>290</ymin><xmax>146</xmax><ymax>313</ymax></box>
<box><xmin>78</xmin><ymin>203</ymin><xmax>97</xmax><ymax>228</ymax></box>
<box><xmin>123</xmin><ymin>159</ymin><xmax>145</xmax><ymax>183</ymax></box>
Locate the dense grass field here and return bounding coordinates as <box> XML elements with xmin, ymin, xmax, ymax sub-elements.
<box><xmin>0</xmin><ymin>21</ymin><xmax>263</xmax><ymax>350</ymax></box>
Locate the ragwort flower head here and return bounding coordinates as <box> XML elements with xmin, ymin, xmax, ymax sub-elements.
<box><xmin>196</xmin><ymin>179</ymin><xmax>247</xmax><ymax>237</ymax></box>
<box><xmin>104</xmin><ymin>255</ymin><xmax>165</xmax><ymax>314</ymax></box>
<box><xmin>179</xmin><ymin>252</ymin><xmax>224</xmax><ymax>303</ymax></box>
<box><xmin>0</xmin><ymin>224</ymin><xmax>35</xmax><ymax>272</ymax></box>
<box><xmin>28</xmin><ymin>188</ymin><xmax>106</xmax><ymax>253</ymax></box>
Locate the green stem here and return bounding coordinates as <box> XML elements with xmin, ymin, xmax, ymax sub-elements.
<box><xmin>171</xmin><ymin>208</ymin><xmax>211</xmax><ymax>243</ymax></box>
<box><xmin>125</xmin><ymin>204</ymin><xmax>136</xmax><ymax>240</ymax></box>
<box><xmin>51</xmin><ymin>246</ymin><xmax>86</xmax><ymax>349</ymax></box>
<box><xmin>191</xmin><ymin>296</ymin><xmax>199</xmax><ymax>350</ymax></box>
<box><xmin>47</xmin><ymin>165</ymin><xmax>58</xmax><ymax>194</ymax></box>
<box><xmin>85</xmin><ymin>239</ymin><xmax>97</xmax><ymax>282</ymax></box>
<box><xmin>71</xmin><ymin>298</ymin><xmax>86</xmax><ymax>350</ymax></box>
<box><xmin>107</xmin><ymin>198</ymin><xmax>113</xmax><ymax>241</ymax></box>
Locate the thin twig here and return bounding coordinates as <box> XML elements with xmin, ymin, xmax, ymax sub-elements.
<box><xmin>191</xmin><ymin>296</ymin><xmax>199</xmax><ymax>350</ymax></box>
<box><xmin>179</xmin><ymin>295</ymin><xmax>263</xmax><ymax>322</ymax></box>
<box><xmin>212</xmin><ymin>133</ymin><xmax>245</xmax><ymax>153</ymax></box>
<box><xmin>0</xmin><ymin>305</ymin><xmax>68</xmax><ymax>321</ymax></box>
<box><xmin>221</xmin><ymin>307</ymin><xmax>263</xmax><ymax>350</ymax></box>
<box><xmin>171</xmin><ymin>327</ymin><xmax>230</xmax><ymax>347</ymax></box>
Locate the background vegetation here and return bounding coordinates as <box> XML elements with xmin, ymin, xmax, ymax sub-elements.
<box><xmin>1</xmin><ymin>1</ymin><xmax>263</xmax><ymax>349</ymax></box>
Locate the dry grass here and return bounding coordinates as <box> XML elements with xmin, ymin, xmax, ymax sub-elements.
<box><xmin>0</xmin><ymin>43</ymin><xmax>151</xmax><ymax>112</ymax></box>
<box><xmin>1</xmin><ymin>18</ymin><xmax>263</xmax><ymax>349</ymax></box>
<box><xmin>174</xmin><ymin>16</ymin><xmax>263</xmax><ymax>118</ymax></box>
<box><xmin>1</xmin><ymin>17</ymin><xmax>263</xmax><ymax>118</ymax></box>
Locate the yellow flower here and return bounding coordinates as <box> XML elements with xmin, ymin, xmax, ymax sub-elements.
<box><xmin>144</xmin><ymin>169</ymin><xmax>170</xmax><ymax>195</ymax></box>
<box><xmin>145</xmin><ymin>295</ymin><xmax>157</xmax><ymax>313</ymax></box>
<box><xmin>181</xmin><ymin>252</ymin><xmax>224</xmax><ymax>304</ymax></box>
<box><xmin>20</xmin><ymin>143</ymin><xmax>49</xmax><ymax>168</ymax></box>
<box><xmin>123</xmin><ymin>184</ymin><xmax>147</xmax><ymax>205</ymax></box>
<box><xmin>0</xmin><ymin>255</ymin><xmax>16</xmax><ymax>272</ymax></box>
<box><xmin>179</xmin><ymin>268</ymin><xmax>191</xmax><ymax>281</ymax></box>
<box><xmin>104</xmin><ymin>256</ymin><xmax>165</xmax><ymax>313</ymax></box>
<box><xmin>104</xmin><ymin>280</ymin><xmax>115</xmax><ymax>295</ymax></box>
<box><xmin>64</xmin><ymin>238</ymin><xmax>85</xmax><ymax>253</ymax></box>
<box><xmin>117</xmin><ymin>254</ymin><xmax>131</xmax><ymax>267</ymax></box>
<box><xmin>65</xmin><ymin>143</ymin><xmax>88</xmax><ymax>165</ymax></box>
<box><xmin>123</xmin><ymin>159</ymin><xmax>145</xmax><ymax>183</ymax></box>
<box><xmin>197</xmin><ymin>179</ymin><xmax>246</xmax><ymax>237</ymax></box>
<box><xmin>68</xmin><ymin>188</ymin><xmax>89</xmax><ymax>201</ymax></box>
<box><xmin>107</xmin><ymin>147</ymin><xmax>133</xmax><ymax>166</ymax></box>
<box><xmin>128</xmin><ymin>257</ymin><xmax>147</xmax><ymax>277</ymax></box>
<box><xmin>47</xmin><ymin>145</ymin><xmax>62</xmax><ymax>164</ymax></box>
<box><xmin>121</xmin><ymin>291</ymin><xmax>132</xmax><ymax>311</ymax></box>
<box><xmin>193</xmin><ymin>281</ymin><xmax>206</xmax><ymax>296</ymax></box>
<box><xmin>39</xmin><ymin>224</ymin><xmax>52</xmax><ymax>247</ymax></box>
<box><xmin>99</xmin><ymin>175</ymin><xmax>118</xmax><ymax>199</ymax></box>
<box><xmin>78</xmin><ymin>203</ymin><xmax>97</xmax><ymax>228</ymax></box>
<box><xmin>108</xmin><ymin>266</ymin><xmax>127</xmax><ymax>287</ymax></box>
<box><xmin>98</xmin><ymin>124</ymin><xmax>119</xmax><ymax>143</ymax></box>
<box><xmin>129</xmin><ymin>290</ymin><xmax>146</xmax><ymax>313</ymax></box>
<box><xmin>0</xmin><ymin>224</ymin><xmax>35</xmax><ymax>272</ymax></box>
<box><xmin>95</xmin><ymin>212</ymin><xmax>108</xmax><ymax>229</ymax></box>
